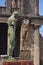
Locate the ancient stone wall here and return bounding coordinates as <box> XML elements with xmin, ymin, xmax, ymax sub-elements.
<box><xmin>20</xmin><ymin>0</ymin><xmax>39</xmax><ymax>15</ymax></box>
<box><xmin>40</xmin><ymin>35</ymin><xmax>43</xmax><ymax>62</ymax></box>
<box><xmin>0</xmin><ymin>0</ymin><xmax>39</xmax><ymax>15</ymax></box>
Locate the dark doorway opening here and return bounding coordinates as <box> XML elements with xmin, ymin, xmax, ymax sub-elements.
<box><xmin>12</xmin><ymin>21</ymin><xmax>22</xmax><ymax>58</ymax></box>
<box><xmin>0</xmin><ymin>23</ymin><xmax>8</xmax><ymax>55</ymax></box>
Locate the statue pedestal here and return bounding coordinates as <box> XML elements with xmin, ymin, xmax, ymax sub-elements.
<box><xmin>20</xmin><ymin>60</ymin><xmax>34</xmax><ymax>65</ymax></box>
<box><xmin>3</xmin><ymin>61</ymin><xmax>21</xmax><ymax>65</ymax></box>
<box><xmin>20</xmin><ymin>50</ymin><xmax>32</xmax><ymax>60</ymax></box>
<box><xmin>3</xmin><ymin>60</ymin><xmax>34</xmax><ymax>65</ymax></box>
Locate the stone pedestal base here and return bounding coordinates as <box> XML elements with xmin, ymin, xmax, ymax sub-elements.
<box><xmin>20</xmin><ymin>50</ymin><xmax>32</xmax><ymax>60</ymax></box>
<box><xmin>3</xmin><ymin>60</ymin><xmax>34</xmax><ymax>65</ymax></box>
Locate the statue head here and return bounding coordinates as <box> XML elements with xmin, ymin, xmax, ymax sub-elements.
<box><xmin>23</xmin><ymin>19</ymin><xmax>29</xmax><ymax>26</ymax></box>
<box><xmin>8</xmin><ymin>11</ymin><xmax>19</xmax><ymax>26</ymax></box>
<box><xmin>12</xmin><ymin>11</ymin><xmax>18</xmax><ymax>18</ymax></box>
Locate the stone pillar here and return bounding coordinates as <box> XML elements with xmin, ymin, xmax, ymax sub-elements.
<box><xmin>20</xmin><ymin>0</ymin><xmax>23</xmax><ymax>15</ymax></box>
<box><xmin>34</xmin><ymin>0</ymin><xmax>39</xmax><ymax>15</ymax></box>
<box><xmin>12</xmin><ymin>0</ymin><xmax>16</xmax><ymax>8</ymax></box>
<box><xmin>34</xmin><ymin>25</ymin><xmax>40</xmax><ymax>65</ymax></box>
<box><xmin>18</xmin><ymin>0</ymin><xmax>21</xmax><ymax>13</ymax></box>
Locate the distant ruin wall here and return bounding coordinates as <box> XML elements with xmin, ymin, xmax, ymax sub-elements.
<box><xmin>40</xmin><ymin>35</ymin><xmax>43</xmax><ymax>62</ymax></box>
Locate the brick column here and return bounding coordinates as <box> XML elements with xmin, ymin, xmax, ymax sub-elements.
<box><xmin>34</xmin><ymin>25</ymin><xmax>40</xmax><ymax>65</ymax></box>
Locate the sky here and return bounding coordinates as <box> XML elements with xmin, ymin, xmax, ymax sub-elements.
<box><xmin>39</xmin><ymin>0</ymin><xmax>43</xmax><ymax>15</ymax></box>
<box><xmin>0</xmin><ymin>0</ymin><xmax>5</xmax><ymax>6</ymax></box>
<box><xmin>0</xmin><ymin>0</ymin><xmax>43</xmax><ymax>36</ymax></box>
<box><xmin>39</xmin><ymin>0</ymin><xmax>43</xmax><ymax>36</ymax></box>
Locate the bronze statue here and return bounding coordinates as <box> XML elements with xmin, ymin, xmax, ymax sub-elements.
<box><xmin>8</xmin><ymin>11</ymin><xmax>18</xmax><ymax>56</ymax></box>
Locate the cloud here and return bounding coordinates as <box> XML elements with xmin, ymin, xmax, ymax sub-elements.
<box><xmin>39</xmin><ymin>26</ymin><xmax>43</xmax><ymax>37</ymax></box>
